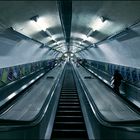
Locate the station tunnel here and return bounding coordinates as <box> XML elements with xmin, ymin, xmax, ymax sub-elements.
<box><xmin>0</xmin><ymin>0</ymin><xmax>140</xmax><ymax>139</ymax></box>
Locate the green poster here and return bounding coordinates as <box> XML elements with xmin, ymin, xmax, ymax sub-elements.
<box><xmin>1</xmin><ymin>68</ymin><xmax>8</xmax><ymax>83</ymax></box>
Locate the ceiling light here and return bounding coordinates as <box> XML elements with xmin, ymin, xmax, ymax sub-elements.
<box><xmin>94</xmin><ymin>17</ymin><xmax>108</xmax><ymax>30</ymax></box>
<box><xmin>51</xmin><ymin>36</ymin><xmax>55</xmax><ymax>41</ymax></box>
<box><xmin>87</xmin><ymin>29</ymin><xmax>97</xmax><ymax>37</ymax></box>
<box><xmin>30</xmin><ymin>15</ymin><xmax>47</xmax><ymax>31</ymax></box>
<box><xmin>40</xmin><ymin>30</ymin><xmax>50</xmax><ymax>37</ymax></box>
<box><xmin>56</xmin><ymin>42</ymin><xmax>59</xmax><ymax>45</ymax></box>
<box><xmin>30</xmin><ymin>15</ymin><xmax>39</xmax><ymax>22</ymax></box>
<box><xmin>93</xmin><ymin>43</ymin><xmax>98</xmax><ymax>48</ymax></box>
<box><xmin>82</xmin><ymin>29</ymin><xmax>97</xmax><ymax>42</ymax></box>
<box><xmin>83</xmin><ymin>35</ymin><xmax>88</xmax><ymax>41</ymax></box>
<box><xmin>70</xmin><ymin>53</ymin><xmax>74</xmax><ymax>57</ymax></box>
<box><xmin>87</xmin><ymin>29</ymin><xmax>94</xmax><ymax>37</ymax></box>
<box><xmin>100</xmin><ymin>16</ymin><xmax>107</xmax><ymax>23</ymax></box>
<box><xmin>45</xmin><ymin>29</ymin><xmax>52</xmax><ymax>37</ymax></box>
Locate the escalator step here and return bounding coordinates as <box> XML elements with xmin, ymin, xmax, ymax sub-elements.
<box><xmin>59</xmin><ymin>102</ymin><xmax>80</xmax><ymax>105</ymax></box>
<box><xmin>61</xmin><ymin>93</ymin><xmax>77</xmax><ymax>95</ymax></box>
<box><xmin>61</xmin><ymin>89</ymin><xmax>77</xmax><ymax>91</ymax></box>
<box><xmin>52</xmin><ymin>129</ymin><xmax>87</xmax><ymax>138</ymax></box>
<box><xmin>56</xmin><ymin>116</ymin><xmax>84</xmax><ymax>122</ymax></box>
<box><xmin>60</xmin><ymin>96</ymin><xmax>78</xmax><ymax>99</ymax></box>
<box><xmin>61</xmin><ymin>93</ymin><xmax>78</xmax><ymax>96</ymax></box>
<box><xmin>59</xmin><ymin>99</ymin><xmax>79</xmax><ymax>102</ymax></box>
<box><xmin>57</xmin><ymin>110</ymin><xmax>82</xmax><ymax>116</ymax></box>
<box><xmin>58</xmin><ymin>106</ymin><xmax>80</xmax><ymax>111</ymax></box>
<box><xmin>54</xmin><ymin>122</ymin><xmax>85</xmax><ymax>129</ymax></box>
<box><xmin>61</xmin><ymin>91</ymin><xmax>77</xmax><ymax>94</ymax></box>
<box><xmin>58</xmin><ymin>105</ymin><xmax>80</xmax><ymax>109</ymax></box>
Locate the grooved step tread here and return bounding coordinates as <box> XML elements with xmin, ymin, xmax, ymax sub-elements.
<box><xmin>56</xmin><ymin>116</ymin><xmax>83</xmax><ymax>118</ymax></box>
<box><xmin>58</xmin><ymin>107</ymin><xmax>80</xmax><ymax>111</ymax></box>
<box><xmin>54</xmin><ymin>124</ymin><xmax>85</xmax><ymax>130</ymax></box>
<box><xmin>61</xmin><ymin>92</ymin><xmax>77</xmax><ymax>93</ymax></box>
<box><xmin>59</xmin><ymin>102</ymin><xmax>80</xmax><ymax>105</ymax></box>
<box><xmin>55</xmin><ymin>116</ymin><xmax>84</xmax><ymax>122</ymax></box>
<box><xmin>57</xmin><ymin>110</ymin><xmax>81</xmax><ymax>113</ymax></box>
<box><xmin>51</xmin><ymin>64</ymin><xmax>88</xmax><ymax>139</ymax></box>
<box><xmin>61</xmin><ymin>90</ymin><xmax>77</xmax><ymax>91</ymax></box>
<box><xmin>60</xmin><ymin>95</ymin><xmax>78</xmax><ymax>96</ymax></box>
<box><xmin>59</xmin><ymin>99</ymin><xmax>79</xmax><ymax>101</ymax></box>
<box><xmin>60</xmin><ymin>93</ymin><xmax>78</xmax><ymax>96</ymax></box>
<box><xmin>52</xmin><ymin>138</ymin><xmax>88</xmax><ymax>140</ymax></box>
<box><xmin>58</xmin><ymin>105</ymin><xmax>80</xmax><ymax>108</ymax></box>
<box><xmin>53</xmin><ymin>129</ymin><xmax>86</xmax><ymax>132</ymax></box>
<box><xmin>60</xmin><ymin>96</ymin><xmax>78</xmax><ymax>99</ymax></box>
<box><xmin>55</xmin><ymin>121</ymin><xmax>84</xmax><ymax>123</ymax></box>
<box><xmin>57</xmin><ymin>110</ymin><xmax>82</xmax><ymax>116</ymax></box>
<box><xmin>52</xmin><ymin>129</ymin><xmax>88</xmax><ymax>138</ymax></box>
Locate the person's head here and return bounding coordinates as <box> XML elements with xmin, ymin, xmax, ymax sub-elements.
<box><xmin>114</xmin><ymin>69</ymin><xmax>119</xmax><ymax>74</ymax></box>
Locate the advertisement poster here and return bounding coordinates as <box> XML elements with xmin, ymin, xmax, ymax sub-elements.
<box><xmin>0</xmin><ymin>68</ymin><xmax>2</xmax><ymax>80</ymax></box>
<box><xmin>131</xmin><ymin>68</ymin><xmax>139</xmax><ymax>83</ymax></box>
<box><xmin>7</xmin><ymin>67</ymin><xmax>14</xmax><ymax>81</ymax></box>
<box><xmin>1</xmin><ymin>68</ymin><xmax>9</xmax><ymax>83</ymax></box>
<box><xmin>125</xmin><ymin>67</ymin><xmax>132</xmax><ymax>81</ymax></box>
<box><xmin>120</xmin><ymin>66</ymin><xmax>126</xmax><ymax>79</ymax></box>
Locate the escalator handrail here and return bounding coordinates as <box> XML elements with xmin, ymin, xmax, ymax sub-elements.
<box><xmin>73</xmin><ymin>64</ymin><xmax>140</xmax><ymax>132</ymax></box>
<box><xmin>31</xmin><ymin>63</ymin><xmax>66</xmax><ymax>125</ymax></box>
<box><xmin>0</xmin><ymin>65</ymin><xmax>59</xmax><ymax>114</ymax></box>
<box><xmin>0</xmin><ymin>71</ymin><xmax>45</xmax><ymax>112</ymax></box>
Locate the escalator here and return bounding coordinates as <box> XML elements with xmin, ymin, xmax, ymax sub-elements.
<box><xmin>0</xmin><ymin>64</ymin><xmax>65</xmax><ymax>140</ymax></box>
<box><xmin>51</xmin><ymin>63</ymin><xmax>88</xmax><ymax>139</ymax></box>
<box><xmin>73</xmin><ymin>62</ymin><xmax>140</xmax><ymax>140</ymax></box>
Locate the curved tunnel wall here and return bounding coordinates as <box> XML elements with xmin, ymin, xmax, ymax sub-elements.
<box><xmin>0</xmin><ymin>29</ymin><xmax>61</xmax><ymax>87</ymax></box>
<box><xmin>0</xmin><ymin>60</ymin><xmax>57</xmax><ymax>87</ymax></box>
<box><xmin>0</xmin><ymin>29</ymin><xmax>60</xmax><ymax>68</ymax></box>
<box><xmin>76</xmin><ymin>24</ymin><xmax>140</xmax><ymax>68</ymax></box>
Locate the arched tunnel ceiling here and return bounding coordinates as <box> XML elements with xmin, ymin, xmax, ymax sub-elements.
<box><xmin>0</xmin><ymin>1</ymin><xmax>140</xmax><ymax>54</ymax></box>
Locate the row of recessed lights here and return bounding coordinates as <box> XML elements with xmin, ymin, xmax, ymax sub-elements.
<box><xmin>77</xmin><ymin>16</ymin><xmax>108</xmax><ymax>50</ymax></box>
<box><xmin>30</xmin><ymin>15</ymin><xmax>63</xmax><ymax>50</ymax></box>
<box><xmin>30</xmin><ymin>15</ymin><xmax>108</xmax><ymax>53</ymax></box>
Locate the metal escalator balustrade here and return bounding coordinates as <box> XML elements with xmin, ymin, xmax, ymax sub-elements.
<box><xmin>0</xmin><ymin>64</ymin><xmax>65</xmax><ymax>140</ymax></box>
<box><xmin>51</xmin><ymin>63</ymin><xmax>88</xmax><ymax>139</ymax></box>
<box><xmin>73</xmin><ymin>63</ymin><xmax>140</xmax><ymax>139</ymax></box>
